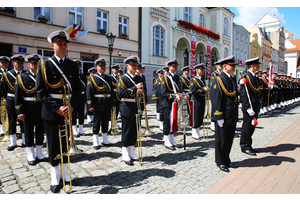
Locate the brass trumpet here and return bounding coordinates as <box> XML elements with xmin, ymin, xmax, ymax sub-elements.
<box><xmin>204</xmin><ymin>80</ymin><xmax>210</xmax><ymax>140</ymax></box>
<box><xmin>0</xmin><ymin>98</ymin><xmax>9</xmax><ymax>142</ymax></box>
<box><xmin>54</xmin><ymin>84</ymin><xmax>83</xmax><ymax>193</ymax></box>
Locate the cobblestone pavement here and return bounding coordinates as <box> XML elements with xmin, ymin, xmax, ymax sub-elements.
<box><xmin>1</xmin><ymin>102</ymin><xmax>300</xmax><ymax>194</ymax></box>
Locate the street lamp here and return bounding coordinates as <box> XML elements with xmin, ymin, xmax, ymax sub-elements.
<box><xmin>106</xmin><ymin>32</ymin><xmax>116</xmax><ymax>75</ymax></box>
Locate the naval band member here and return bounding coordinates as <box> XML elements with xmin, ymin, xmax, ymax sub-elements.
<box><xmin>239</xmin><ymin>57</ymin><xmax>261</xmax><ymax>156</ymax></box>
<box><xmin>36</xmin><ymin>30</ymin><xmax>81</xmax><ymax>193</ymax></box>
<box><xmin>179</xmin><ymin>65</ymin><xmax>191</xmax><ymax>94</ymax></box>
<box><xmin>117</xmin><ymin>56</ymin><xmax>143</xmax><ymax>166</ymax></box>
<box><xmin>86</xmin><ymin>58</ymin><xmax>114</xmax><ymax>149</ymax></box>
<box><xmin>86</xmin><ymin>67</ymin><xmax>97</xmax><ymax>123</ymax></box>
<box><xmin>211</xmin><ymin>56</ymin><xmax>239</xmax><ymax>172</ymax></box>
<box><xmin>15</xmin><ymin>54</ymin><xmax>47</xmax><ymax>166</ymax></box>
<box><xmin>110</xmin><ymin>64</ymin><xmax>120</xmax><ymax>130</ymax></box>
<box><xmin>190</xmin><ymin>63</ymin><xmax>210</xmax><ymax>140</ymax></box>
<box><xmin>0</xmin><ymin>54</ymin><xmax>26</xmax><ymax>151</ymax></box>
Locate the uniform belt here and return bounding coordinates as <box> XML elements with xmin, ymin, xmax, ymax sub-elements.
<box><xmin>81</xmin><ymin>91</ymin><xmax>85</xmax><ymax>94</ymax></box>
<box><xmin>184</xmin><ymin>89</ymin><xmax>190</xmax><ymax>92</ymax></box>
<box><xmin>114</xmin><ymin>89</ymin><xmax>116</xmax><ymax>92</ymax></box>
<box><xmin>94</xmin><ymin>94</ymin><xmax>111</xmax><ymax>98</ymax></box>
<box><xmin>121</xmin><ymin>98</ymin><xmax>136</xmax><ymax>103</ymax></box>
<box><xmin>49</xmin><ymin>93</ymin><xmax>72</xmax><ymax>99</ymax></box>
<box><xmin>24</xmin><ymin>97</ymin><xmax>39</xmax><ymax>101</ymax></box>
<box><xmin>7</xmin><ymin>93</ymin><xmax>15</xmax><ymax>97</ymax></box>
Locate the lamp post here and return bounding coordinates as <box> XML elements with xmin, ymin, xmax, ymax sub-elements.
<box><xmin>106</xmin><ymin>32</ymin><xmax>116</xmax><ymax>75</ymax></box>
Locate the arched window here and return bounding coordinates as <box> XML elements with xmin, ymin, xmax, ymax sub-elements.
<box><xmin>199</xmin><ymin>14</ymin><xmax>205</xmax><ymax>27</ymax></box>
<box><xmin>224</xmin><ymin>18</ymin><xmax>228</xmax><ymax>36</ymax></box>
<box><xmin>224</xmin><ymin>47</ymin><xmax>229</xmax><ymax>58</ymax></box>
<box><xmin>153</xmin><ymin>26</ymin><xmax>164</xmax><ymax>56</ymax></box>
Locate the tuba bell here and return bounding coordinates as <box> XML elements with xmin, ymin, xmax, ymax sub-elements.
<box><xmin>177</xmin><ymin>93</ymin><xmax>190</xmax><ymax>150</ymax></box>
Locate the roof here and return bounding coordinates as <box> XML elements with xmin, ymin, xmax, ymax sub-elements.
<box><xmin>286</xmin><ymin>39</ymin><xmax>300</xmax><ymax>52</ymax></box>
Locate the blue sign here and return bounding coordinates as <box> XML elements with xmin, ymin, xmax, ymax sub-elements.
<box><xmin>18</xmin><ymin>47</ymin><xmax>27</xmax><ymax>53</ymax></box>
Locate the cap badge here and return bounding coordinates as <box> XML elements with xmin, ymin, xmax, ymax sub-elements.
<box><xmin>59</xmin><ymin>31</ymin><xmax>65</xmax><ymax>37</ymax></box>
<box><xmin>33</xmin><ymin>55</ymin><xmax>39</xmax><ymax>60</ymax></box>
<box><xmin>101</xmin><ymin>59</ymin><xmax>105</xmax><ymax>63</ymax></box>
<box><xmin>133</xmin><ymin>57</ymin><xmax>137</xmax><ymax>61</ymax></box>
<box><xmin>19</xmin><ymin>56</ymin><xmax>23</xmax><ymax>61</ymax></box>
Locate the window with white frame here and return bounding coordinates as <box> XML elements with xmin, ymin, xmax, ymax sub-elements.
<box><xmin>97</xmin><ymin>10</ymin><xmax>108</xmax><ymax>33</ymax></box>
<box><xmin>34</xmin><ymin>7</ymin><xmax>51</xmax><ymax>23</ymax></box>
<box><xmin>245</xmin><ymin>52</ymin><xmax>247</xmax><ymax>61</ymax></box>
<box><xmin>224</xmin><ymin>18</ymin><xmax>228</xmax><ymax>36</ymax></box>
<box><xmin>199</xmin><ymin>14</ymin><xmax>205</xmax><ymax>27</ymax></box>
<box><xmin>236</xmin><ymin>33</ymin><xmax>239</xmax><ymax>40</ymax></box>
<box><xmin>69</xmin><ymin>7</ymin><xmax>83</xmax><ymax>27</ymax></box>
<box><xmin>224</xmin><ymin>48</ymin><xmax>229</xmax><ymax>58</ymax></box>
<box><xmin>236</xmin><ymin>49</ymin><xmax>238</xmax><ymax>60</ymax></box>
<box><xmin>241</xmin><ymin>35</ymin><xmax>244</xmax><ymax>42</ymax></box>
<box><xmin>119</xmin><ymin>16</ymin><xmax>128</xmax><ymax>36</ymax></box>
<box><xmin>184</xmin><ymin>7</ymin><xmax>191</xmax><ymax>22</ymax></box>
<box><xmin>245</xmin><ymin>37</ymin><xmax>248</xmax><ymax>44</ymax></box>
<box><xmin>152</xmin><ymin>26</ymin><xmax>164</xmax><ymax>57</ymax></box>
<box><xmin>37</xmin><ymin>49</ymin><xmax>54</xmax><ymax>58</ymax></box>
<box><xmin>240</xmin><ymin>50</ymin><xmax>243</xmax><ymax>61</ymax></box>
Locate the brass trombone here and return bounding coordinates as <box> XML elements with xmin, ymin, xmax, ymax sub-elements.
<box><xmin>54</xmin><ymin>84</ymin><xmax>83</xmax><ymax>193</ymax></box>
<box><xmin>142</xmin><ymin>95</ymin><xmax>154</xmax><ymax>136</ymax></box>
<box><xmin>203</xmin><ymin>80</ymin><xmax>210</xmax><ymax>140</ymax></box>
<box><xmin>136</xmin><ymin>88</ymin><xmax>145</xmax><ymax>166</ymax></box>
<box><xmin>0</xmin><ymin>98</ymin><xmax>9</xmax><ymax>142</ymax></box>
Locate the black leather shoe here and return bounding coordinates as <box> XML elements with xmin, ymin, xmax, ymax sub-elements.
<box><xmin>218</xmin><ymin>165</ymin><xmax>230</xmax><ymax>172</ymax></box>
<box><xmin>93</xmin><ymin>146</ymin><xmax>100</xmax><ymax>150</ymax></box>
<box><xmin>228</xmin><ymin>163</ymin><xmax>238</xmax><ymax>168</ymax></box>
<box><xmin>131</xmin><ymin>158</ymin><xmax>139</xmax><ymax>162</ymax></box>
<box><xmin>0</xmin><ymin>133</ymin><xmax>4</xmax><ymax>137</ymax></box>
<box><xmin>252</xmin><ymin>148</ymin><xmax>260</xmax><ymax>153</ymax></box>
<box><xmin>242</xmin><ymin>149</ymin><xmax>257</xmax><ymax>156</ymax></box>
<box><xmin>173</xmin><ymin>144</ymin><xmax>182</xmax><ymax>148</ymax></box>
<box><xmin>74</xmin><ymin>134</ymin><xmax>80</xmax><ymax>138</ymax></box>
<box><xmin>50</xmin><ymin>185</ymin><xmax>61</xmax><ymax>193</ymax></box>
<box><xmin>28</xmin><ymin>160</ymin><xmax>36</xmax><ymax>166</ymax></box>
<box><xmin>102</xmin><ymin>142</ymin><xmax>113</xmax><ymax>147</ymax></box>
<box><xmin>36</xmin><ymin>157</ymin><xmax>48</xmax><ymax>163</ymax></box>
<box><xmin>7</xmin><ymin>145</ymin><xmax>17</xmax><ymax>151</ymax></box>
<box><xmin>124</xmin><ymin>160</ymin><xmax>134</xmax><ymax>166</ymax></box>
<box><xmin>21</xmin><ymin>143</ymin><xmax>26</xmax><ymax>148</ymax></box>
<box><xmin>164</xmin><ymin>145</ymin><xmax>176</xmax><ymax>150</ymax></box>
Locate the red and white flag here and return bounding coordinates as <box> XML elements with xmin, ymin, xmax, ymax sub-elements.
<box><xmin>190</xmin><ymin>35</ymin><xmax>196</xmax><ymax>78</ymax></box>
<box><xmin>269</xmin><ymin>62</ymin><xmax>274</xmax><ymax>85</ymax></box>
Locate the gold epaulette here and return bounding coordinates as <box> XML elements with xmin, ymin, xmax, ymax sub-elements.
<box><xmin>245</xmin><ymin>75</ymin><xmax>260</xmax><ymax>93</ymax></box>
<box><xmin>41</xmin><ymin>59</ymin><xmax>64</xmax><ymax>90</ymax></box>
<box><xmin>216</xmin><ymin>77</ymin><xmax>236</xmax><ymax>97</ymax></box>
<box><xmin>17</xmin><ymin>74</ymin><xmax>36</xmax><ymax>94</ymax></box>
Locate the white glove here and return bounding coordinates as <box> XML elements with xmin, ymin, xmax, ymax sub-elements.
<box><xmin>247</xmin><ymin>108</ymin><xmax>255</xmax><ymax>116</ymax></box>
<box><xmin>217</xmin><ymin>119</ymin><xmax>224</xmax><ymax>128</ymax></box>
<box><xmin>239</xmin><ymin>79</ymin><xmax>245</xmax><ymax>85</ymax></box>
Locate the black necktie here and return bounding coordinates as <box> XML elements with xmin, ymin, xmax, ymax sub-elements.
<box><xmin>16</xmin><ymin>71</ymin><xmax>20</xmax><ymax>75</ymax></box>
<box><xmin>59</xmin><ymin>59</ymin><xmax>63</xmax><ymax>69</ymax></box>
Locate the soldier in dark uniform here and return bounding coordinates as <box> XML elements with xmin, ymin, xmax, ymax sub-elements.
<box><xmin>72</xmin><ymin>59</ymin><xmax>87</xmax><ymax>137</ymax></box>
<box><xmin>15</xmin><ymin>54</ymin><xmax>47</xmax><ymax>166</ymax></box>
<box><xmin>86</xmin><ymin>67</ymin><xmax>96</xmax><ymax>123</ymax></box>
<box><xmin>86</xmin><ymin>58</ymin><xmax>114</xmax><ymax>149</ymax></box>
<box><xmin>36</xmin><ymin>30</ymin><xmax>81</xmax><ymax>193</ymax></box>
<box><xmin>179</xmin><ymin>65</ymin><xmax>191</xmax><ymax>94</ymax></box>
<box><xmin>161</xmin><ymin>58</ymin><xmax>187</xmax><ymax>150</ymax></box>
<box><xmin>118</xmin><ymin>68</ymin><xmax>124</xmax><ymax>76</ymax></box>
<box><xmin>0</xmin><ymin>54</ymin><xmax>26</xmax><ymax>151</ymax></box>
<box><xmin>190</xmin><ymin>63</ymin><xmax>209</xmax><ymax>139</ymax></box>
<box><xmin>117</xmin><ymin>56</ymin><xmax>143</xmax><ymax>165</ymax></box>
<box><xmin>259</xmin><ymin>71</ymin><xmax>268</xmax><ymax>115</ymax></box>
<box><xmin>211</xmin><ymin>56</ymin><xmax>239</xmax><ymax>172</ymax></box>
<box><xmin>139</xmin><ymin>64</ymin><xmax>148</xmax><ymax>104</ymax></box>
<box><xmin>239</xmin><ymin>57</ymin><xmax>261</xmax><ymax>156</ymax></box>
<box><xmin>0</xmin><ymin>56</ymin><xmax>10</xmax><ymax>137</ymax></box>
<box><xmin>109</xmin><ymin>64</ymin><xmax>120</xmax><ymax>130</ymax></box>
<box><xmin>210</xmin><ymin>60</ymin><xmax>223</xmax><ymax>132</ymax></box>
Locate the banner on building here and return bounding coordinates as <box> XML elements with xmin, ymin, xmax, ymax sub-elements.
<box><xmin>206</xmin><ymin>40</ymin><xmax>211</xmax><ymax>79</ymax></box>
<box><xmin>190</xmin><ymin>35</ymin><xmax>196</xmax><ymax>78</ymax></box>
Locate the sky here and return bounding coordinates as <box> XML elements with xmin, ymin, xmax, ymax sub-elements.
<box><xmin>230</xmin><ymin>7</ymin><xmax>300</xmax><ymax>39</ymax></box>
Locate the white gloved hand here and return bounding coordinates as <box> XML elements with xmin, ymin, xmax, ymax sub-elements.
<box><xmin>247</xmin><ymin>108</ymin><xmax>255</xmax><ymax>116</ymax></box>
<box><xmin>239</xmin><ymin>79</ymin><xmax>245</xmax><ymax>85</ymax></box>
<box><xmin>217</xmin><ymin>119</ymin><xmax>224</xmax><ymax>128</ymax></box>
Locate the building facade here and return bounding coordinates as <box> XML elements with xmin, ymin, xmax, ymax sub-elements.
<box><xmin>0</xmin><ymin>7</ymin><xmax>139</xmax><ymax>74</ymax></box>
<box><xmin>285</xmin><ymin>37</ymin><xmax>300</xmax><ymax>77</ymax></box>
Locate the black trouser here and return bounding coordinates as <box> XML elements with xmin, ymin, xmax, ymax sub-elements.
<box><xmin>159</xmin><ymin>102</ymin><xmax>164</xmax><ymax>121</ymax></box>
<box><xmin>163</xmin><ymin>107</ymin><xmax>172</xmax><ymax>135</ymax></box>
<box><xmin>43</xmin><ymin>120</ymin><xmax>68</xmax><ymax>167</ymax></box>
<box><xmin>72</xmin><ymin>102</ymin><xmax>85</xmax><ymax>125</ymax></box>
<box><xmin>192</xmin><ymin>106</ymin><xmax>205</xmax><ymax>128</ymax></box>
<box><xmin>121</xmin><ymin>116</ymin><xmax>137</xmax><ymax>147</ymax></box>
<box><xmin>6</xmin><ymin>99</ymin><xmax>24</xmax><ymax>135</ymax></box>
<box><xmin>24</xmin><ymin>117</ymin><xmax>44</xmax><ymax>147</ymax></box>
<box><xmin>93</xmin><ymin>109</ymin><xmax>111</xmax><ymax>134</ymax></box>
<box><xmin>215</xmin><ymin>122</ymin><xmax>236</xmax><ymax>166</ymax></box>
<box><xmin>240</xmin><ymin>111</ymin><xmax>257</xmax><ymax>151</ymax></box>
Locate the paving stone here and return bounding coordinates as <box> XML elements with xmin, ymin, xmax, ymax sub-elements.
<box><xmin>2</xmin><ymin>184</ymin><xmax>20</xmax><ymax>194</ymax></box>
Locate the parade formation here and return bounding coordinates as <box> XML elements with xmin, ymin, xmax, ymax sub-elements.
<box><xmin>1</xmin><ymin>30</ymin><xmax>300</xmax><ymax>194</ymax></box>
